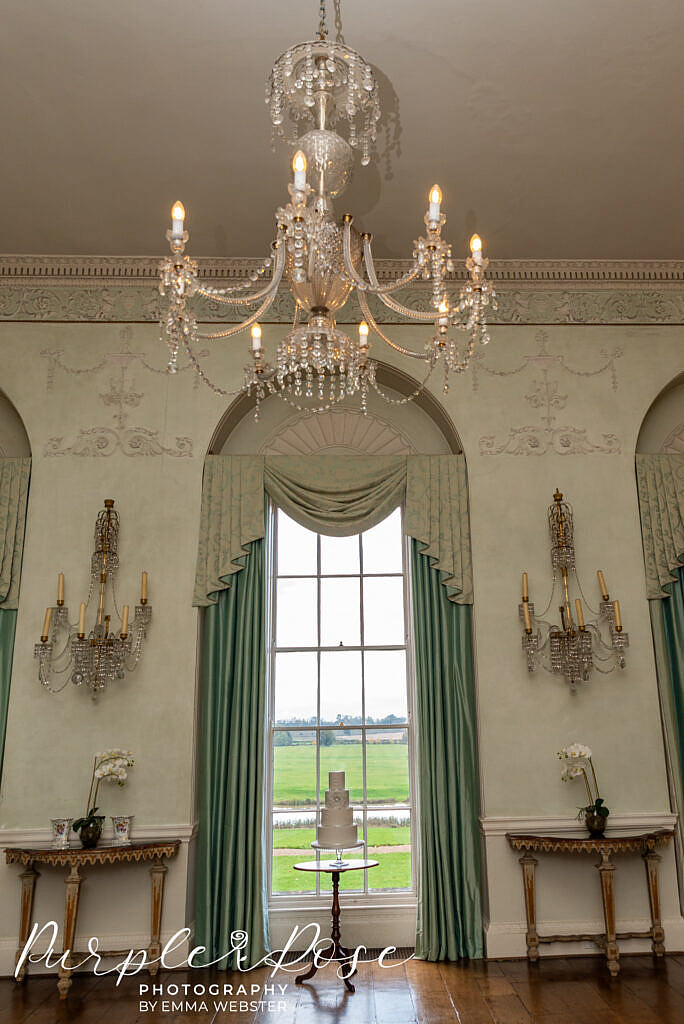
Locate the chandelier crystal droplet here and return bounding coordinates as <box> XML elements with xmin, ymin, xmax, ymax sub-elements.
<box><xmin>158</xmin><ymin>1</ymin><xmax>497</xmax><ymax>418</ymax></box>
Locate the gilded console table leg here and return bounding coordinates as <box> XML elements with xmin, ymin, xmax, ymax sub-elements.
<box><xmin>148</xmin><ymin>857</ymin><xmax>167</xmax><ymax>975</ymax></box>
<box><xmin>58</xmin><ymin>861</ymin><xmax>82</xmax><ymax>999</ymax></box>
<box><xmin>597</xmin><ymin>851</ymin><xmax>619</xmax><ymax>977</ymax></box>
<box><xmin>15</xmin><ymin>863</ymin><xmax>39</xmax><ymax>982</ymax></box>
<box><xmin>519</xmin><ymin>853</ymin><xmax>540</xmax><ymax>962</ymax></box>
<box><xmin>643</xmin><ymin>850</ymin><xmax>665</xmax><ymax>956</ymax></box>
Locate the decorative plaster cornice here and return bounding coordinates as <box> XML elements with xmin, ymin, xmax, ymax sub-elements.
<box><xmin>3</xmin><ymin>256</ymin><xmax>684</xmax><ymax>324</ymax></box>
<box><xmin>4</xmin><ymin>255</ymin><xmax>684</xmax><ymax>286</ymax></box>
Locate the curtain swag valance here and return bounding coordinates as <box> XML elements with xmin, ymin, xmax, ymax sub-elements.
<box><xmin>636</xmin><ymin>454</ymin><xmax>684</xmax><ymax>600</ymax></box>
<box><xmin>194</xmin><ymin>454</ymin><xmax>473</xmax><ymax>606</ymax></box>
<box><xmin>0</xmin><ymin>458</ymin><xmax>31</xmax><ymax>610</ymax></box>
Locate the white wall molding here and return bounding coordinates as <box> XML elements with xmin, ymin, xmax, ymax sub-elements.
<box><xmin>3</xmin><ymin>255</ymin><xmax>684</xmax><ymax>287</ymax></box>
<box><xmin>4</xmin><ymin>256</ymin><xmax>684</xmax><ymax>324</ymax></box>
<box><xmin>486</xmin><ymin>916</ymin><xmax>684</xmax><ymax>959</ymax></box>
<box><xmin>0</xmin><ymin>823</ymin><xmax>198</xmax><ymax>845</ymax></box>
<box><xmin>269</xmin><ymin>902</ymin><xmax>417</xmax><ymax>950</ymax></box>
<box><xmin>481</xmin><ymin>812</ymin><xmax>677</xmax><ymax>837</ymax></box>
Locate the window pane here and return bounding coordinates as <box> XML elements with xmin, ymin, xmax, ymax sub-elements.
<box><xmin>362</xmin><ymin>508</ymin><xmax>402</xmax><ymax>574</ymax></box>
<box><xmin>363</xmin><ymin>577</ymin><xmax>405</xmax><ymax>645</ymax></box>
<box><xmin>320</xmin><ymin>534</ymin><xmax>360</xmax><ymax>575</ymax></box>
<box><xmin>277</xmin><ymin>511</ymin><xmax>317</xmax><ymax>576</ymax></box>
<box><xmin>364</xmin><ymin>650</ymin><xmax>407</xmax><ymax>723</ymax></box>
<box><xmin>274</xmin><ymin>652</ymin><xmax>317</xmax><ymax>725</ymax></box>
<box><xmin>320</xmin><ymin>578</ymin><xmax>360</xmax><ymax>646</ymax></box>
<box><xmin>320</xmin><ymin>651</ymin><xmax>362</xmax><ymax>725</ymax></box>
<box><xmin>367</xmin><ymin>809</ymin><xmax>411</xmax><ymax>892</ymax></box>
<box><xmin>366</xmin><ymin>730</ymin><xmax>409</xmax><ymax>806</ymax></box>
<box><xmin>276</xmin><ymin>578</ymin><xmax>317</xmax><ymax>646</ymax></box>
<box><xmin>318</xmin><ymin>730</ymin><xmax>363</xmax><ymax>803</ymax></box>
<box><xmin>273</xmin><ymin>735</ymin><xmax>316</xmax><ymax>809</ymax></box>
<box><xmin>272</xmin><ymin>810</ymin><xmax>316</xmax><ymax>894</ymax></box>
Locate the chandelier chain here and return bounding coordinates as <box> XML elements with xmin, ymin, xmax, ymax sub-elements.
<box><xmin>318</xmin><ymin>0</ymin><xmax>328</xmax><ymax>40</ymax></box>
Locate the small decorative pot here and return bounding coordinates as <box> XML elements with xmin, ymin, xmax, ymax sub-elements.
<box><xmin>585</xmin><ymin>811</ymin><xmax>608</xmax><ymax>837</ymax></box>
<box><xmin>78</xmin><ymin>820</ymin><xmax>104</xmax><ymax>849</ymax></box>
<box><xmin>111</xmin><ymin>815</ymin><xmax>134</xmax><ymax>846</ymax></box>
<box><xmin>50</xmin><ymin>818</ymin><xmax>73</xmax><ymax>849</ymax></box>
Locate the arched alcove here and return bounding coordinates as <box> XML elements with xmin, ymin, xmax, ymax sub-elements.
<box><xmin>636</xmin><ymin>372</ymin><xmax>684</xmax><ymax>453</ymax></box>
<box><xmin>0</xmin><ymin>387</ymin><xmax>31</xmax><ymax>457</ymax></box>
<box><xmin>207</xmin><ymin>362</ymin><xmax>462</xmax><ymax>456</ymax></box>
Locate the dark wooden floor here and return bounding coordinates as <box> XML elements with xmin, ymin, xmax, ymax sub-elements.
<box><xmin>3</xmin><ymin>954</ymin><xmax>684</xmax><ymax>1023</ymax></box>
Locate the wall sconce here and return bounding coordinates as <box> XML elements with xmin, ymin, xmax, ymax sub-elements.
<box><xmin>35</xmin><ymin>499</ymin><xmax>151</xmax><ymax>697</ymax></box>
<box><xmin>519</xmin><ymin>489</ymin><xmax>628</xmax><ymax>693</ymax></box>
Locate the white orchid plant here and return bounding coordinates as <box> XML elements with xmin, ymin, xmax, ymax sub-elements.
<box><xmin>557</xmin><ymin>742</ymin><xmax>609</xmax><ymax>821</ymax></box>
<box><xmin>73</xmin><ymin>749</ymin><xmax>135</xmax><ymax>836</ymax></box>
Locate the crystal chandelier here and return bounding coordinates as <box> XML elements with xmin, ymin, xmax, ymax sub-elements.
<box><xmin>519</xmin><ymin>490</ymin><xmax>629</xmax><ymax>693</ymax></box>
<box><xmin>34</xmin><ymin>500</ymin><xmax>151</xmax><ymax>697</ymax></box>
<box><xmin>159</xmin><ymin>0</ymin><xmax>497</xmax><ymax>417</ymax></box>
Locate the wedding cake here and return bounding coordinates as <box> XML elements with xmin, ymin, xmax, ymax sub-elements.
<box><xmin>317</xmin><ymin>771</ymin><xmax>358</xmax><ymax>849</ymax></box>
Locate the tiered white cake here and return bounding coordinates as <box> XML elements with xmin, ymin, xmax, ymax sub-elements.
<box><xmin>317</xmin><ymin>771</ymin><xmax>358</xmax><ymax>849</ymax></box>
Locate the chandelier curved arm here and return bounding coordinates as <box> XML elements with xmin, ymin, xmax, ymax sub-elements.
<box><xmin>362</xmin><ymin>235</ymin><xmax>440</xmax><ymax>323</ymax></box>
<box><xmin>357</xmin><ymin>292</ymin><xmax>430</xmax><ymax>360</ymax></box>
<box><xmin>341</xmin><ymin>219</ymin><xmax>426</xmax><ymax>299</ymax></box>
<box><xmin>195</xmin><ymin>242</ymin><xmax>286</xmax><ymax>307</ymax></box>
<box><xmin>195</xmin><ymin>288</ymin><xmax>279</xmax><ymax>340</ymax></box>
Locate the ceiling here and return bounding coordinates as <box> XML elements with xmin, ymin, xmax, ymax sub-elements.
<box><xmin>2</xmin><ymin>0</ymin><xmax>683</xmax><ymax>259</ymax></box>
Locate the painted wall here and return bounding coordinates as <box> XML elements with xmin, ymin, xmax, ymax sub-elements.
<box><xmin>0</xmin><ymin>309</ymin><xmax>682</xmax><ymax>970</ymax></box>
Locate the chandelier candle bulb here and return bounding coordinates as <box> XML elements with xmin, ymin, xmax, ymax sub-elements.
<box><xmin>613</xmin><ymin>600</ymin><xmax>622</xmax><ymax>632</ymax></box>
<box><xmin>121</xmin><ymin>605</ymin><xmax>129</xmax><ymax>637</ymax></box>
<box><xmin>428</xmin><ymin>184</ymin><xmax>442</xmax><ymax>221</ymax></box>
<box><xmin>41</xmin><ymin>607</ymin><xmax>52</xmax><ymax>642</ymax></box>
<box><xmin>522</xmin><ymin>571</ymin><xmax>529</xmax><ymax>601</ymax></box>
<box><xmin>57</xmin><ymin>573</ymin><xmax>64</xmax><ymax>605</ymax></box>
<box><xmin>78</xmin><ymin>602</ymin><xmax>86</xmax><ymax>638</ymax></box>
<box><xmin>292</xmin><ymin>150</ymin><xmax>307</xmax><ymax>190</ymax></box>
<box><xmin>171</xmin><ymin>201</ymin><xmax>185</xmax><ymax>239</ymax></box>
<box><xmin>141</xmin><ymin>571</ymin><xmax>148</xmax><ymax>604</ymax></box>
<box><xmin>575</xmin><ymin>598</ymin><xmax>585</xmax><ymax>630</ymax></box>
<box><xmin>470</xmin><ymin>234</ymin><xmax>483</xmax><ymax>264</ymax></box>
<box><xmin>597</xmin><ymin>569</ymin><xmax>609</xmax><ymax>600</ymax></box>
<box><xmin>251</xmin><ymin>324</ymin><xmax>263</xmax><ymax>353</ymax></box>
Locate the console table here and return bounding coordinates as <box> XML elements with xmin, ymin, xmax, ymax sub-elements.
<box><xmin>507</xmin><ymin>830</ymin><xmax>674</xmax><ymax>976</ymax></box>
<box><xmin>5</xmin><ymin>840</ymin><xmax>180</xmax><ymax>999</ymax></box>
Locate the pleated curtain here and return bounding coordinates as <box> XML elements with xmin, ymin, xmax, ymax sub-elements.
<box><xmin>193</xmin><ymin>453</ymin><xmax>483</xmax><ymax>964</ymax></box>
<box><xmin>636</xmin><ymin>454</ymin><xmax>684</xmax><ymax>908</ymax></box>
<box><xmin>0</xmin><ymin>458</ymin><xmax>31</xmax><ymax>778</ymax></box>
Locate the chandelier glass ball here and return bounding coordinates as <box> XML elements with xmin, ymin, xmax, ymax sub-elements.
<box><xmin>158</xmin><ymin>1</ymin><xmax>497</xmax><ymax>418</ymax></box>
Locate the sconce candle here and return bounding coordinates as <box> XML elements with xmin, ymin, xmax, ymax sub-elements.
<box><xmin>121</xmin><ymin>605</ymin><xmax>129</xmax><ymax>636</ymax></box>
<box><xmin>597</xmin><ymin>570</ymin><xmax>609</xmax><ymax>600</ymax></box>
<box><xmin>575</xmin><ymin>598</ymin><xmax>585</xmax><ymax>630</ymax></box>
<box><xmin>42</xmin><ymin>607</ymin><xmax>52</xmax><ymax>641</ymax></box>
<box><xmin>522</xmin><ymin>572</ymin><xmax>529</xmax><ymax>601</ymax></box>
<box><xmin>141</xmin><ymin>571</ymin><xmax>148</xmax><ymax>603</ymax></box>
<box><xmin>78</xmin><ymin>602</ymin><xmax>86</xmax><ymax>637</ymax></box>
<box><xmin>613</xmin><ymin>600</ymin><xmax>622</xmax><ymax>632</ymax></box>
<box><xmin>522</xmin><ymin>601</ymin><xmax>532</xmax><ymax>633</ymax></box>
<box><xmin>57</xmin><ymin>573</ymin><xmax>65</xmax><ymax>605</ymax></box>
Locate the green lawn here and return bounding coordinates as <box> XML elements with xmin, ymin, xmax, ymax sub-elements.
<box><xmin>273</xmin><ymin>743</ymin><xmax>409</xmax><ymax>806</ymax></box>
<box><xmin>273</xmin><ymin>826</ymin><xmax>410</xmax><ymax>848</ymax></box>
<box><xmin>272</xmin><ymin>851</ymin><xmax>411</xmax><ymax>893</ymax></box>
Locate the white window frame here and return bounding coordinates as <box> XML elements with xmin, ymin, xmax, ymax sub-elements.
<box><xmin>265</xmin><ymin>500</ymin><xmax>419</xmax><ymax>911</ymax></box>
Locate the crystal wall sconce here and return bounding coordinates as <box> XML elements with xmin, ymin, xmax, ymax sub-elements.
<box><xmin>519</xmin><ymin>490</ymin><xmax>628</xmax><ymax>693</ymax></box>
<box><xmin>35</xmin><ymin>499</ymin><xmax>151</xmax><ymax>697</ymax></box>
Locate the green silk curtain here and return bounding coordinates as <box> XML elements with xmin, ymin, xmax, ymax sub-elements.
<box><xmin>193</xmin><ymin>453</ymin><xmax>481</xmax><ymax>962</ymax></box>
<box><xmin>194</xmin><ymin>540</ymin><xmax>269</xmax><ymax>968</ymax></box>
<box><xmin>636</xmin><ymin>454</ymin><xmax>684</xmax><ymax>909</ymax></box>
<box><xmin>0</xmin><ymin>458</ymin><xmax>31</xmax><ymax>780</ymax></box>
<box><xmin>411</xmin><ymin>539</ymin><xmax>483</xmax><ymax>960</ymax></box>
